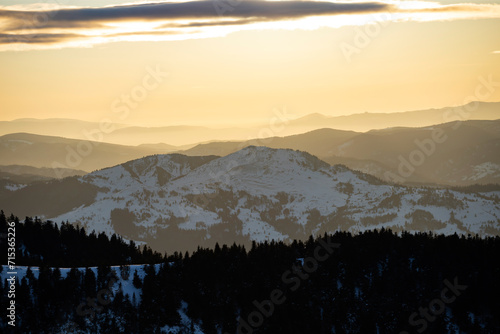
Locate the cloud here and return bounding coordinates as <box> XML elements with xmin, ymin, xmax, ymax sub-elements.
<box><xmin>1</xmin><ymin>0</ymin><xmax>499</xmax><ymax>51</ymax></box>
<box><xmin>0</xmin><ymin>1</ymin><xmax>391</xmax><ymax>24</ymax></box>
<box><xmin>0</xmin><ymin>33</ymin><xmax>84</xmax><ymax>44</ymax></box>
<box><xmin>159</xmin><ymin>17</ymin><xmax>268</xmax><ymax>28</ymax></box>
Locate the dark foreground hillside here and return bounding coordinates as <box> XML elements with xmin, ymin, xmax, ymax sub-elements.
<box><xmin>1</xmin><ymin>214</ymin><xmax>499</xmax><ymax>333</ymax></box>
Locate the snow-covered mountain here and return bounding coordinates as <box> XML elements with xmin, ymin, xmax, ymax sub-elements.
<box><xmin>3</xmin><ymin>147</ymin><xmax>500</xmax><ymax>252</ymax></box>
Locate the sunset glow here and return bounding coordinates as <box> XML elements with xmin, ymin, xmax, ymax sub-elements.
<box><xmin>0</xmin><ymin>0</ymin><xmax>499</xmax><ymax>130</ymax></box>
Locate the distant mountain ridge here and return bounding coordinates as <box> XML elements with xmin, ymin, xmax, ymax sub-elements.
<box><xmin>2</xmin><ymin>118</ymin><xmax>499</xmax><ymax>186</ymax></box>
<box><xmin>286</xmin><ymin>101</ymin><xmax>500</xmax><ymax>132</ymax></box>
<box><xmin>0</xmin><ymin>164</ymin><xmax>86</xmax><ymax>178</ymax></box>
<box><xmin>0</xmin><ymin>133</ymin><xmax>170</xmax><ymax>174</ymax></box>
<box><xmin>1</xmin><ymin>101</ymin><xmax>498</xmax><ymax>146</ymax></box>
<box><xmin>178</xmin><ymin>119</ymin><xmax>500</xmax><ymax>186</ymax></box>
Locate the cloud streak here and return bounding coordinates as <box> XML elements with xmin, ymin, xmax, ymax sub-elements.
<box><xmin>1</xmin><ymin>0</ymin><xmax>499</xmax><ymax>51</ymax></box>
<box><xmin>0</xmin><ymin>33</ymin><xmax>84</xmax><ymax>44</ymax></box>
<box><xmin>0</xmin><ymin>1</ymin><xmax>391</xmax><ymax>24</ymax></box>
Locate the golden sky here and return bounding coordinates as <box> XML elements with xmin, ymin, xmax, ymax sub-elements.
<box><xmin>0</xmin><ymin>0</ymin><xmax>499</xmax><ymax>126</ymax></box>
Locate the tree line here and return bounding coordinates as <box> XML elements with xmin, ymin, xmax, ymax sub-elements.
<box><xmin>1</xmin><ymin>212</ymin><xmax>499</xmax><ymax>333</ymax></box>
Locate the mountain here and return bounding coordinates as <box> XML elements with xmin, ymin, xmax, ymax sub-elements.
<box><xmin>0</xmin><ymin>164</ymin><xmax>86</xmax><ymax>192</ymax></box>
<box><xmin>0</xmin><ymin>119</ymin><xmax>257</xmax><ymax>146</ymax></box>
<box><xmin>321</xmin><ymin>120</ymin><xmax>500</xmax><ymax>185</ymax></box>
<box><xmin>101</xmin><ymin>125</ymin><xmax>252</xmax><ymax>146</ymax></box>
<box><xmin>181</xmin><ymin>128</ymin><xmax>358</xmax><ymax>157</ymax></box>
<box><xmin>6</xmin><ymin>118</ymin><xmax>496</xmax><ymax>185</ymax></box>
<box><xmin>136</xmin><ymin>142</ymin><xmax>184</xmax><ymax>151</ymax></box>
<box><xmin>178</xmin><ymin>119</ymin><xmax>500</xmax><ymax>186</ymax></box>
<box><xmin>0</xmin><ymin>164</ymin><xmax>86</xmax><ymax>179</ymax></box>
<box><xmin>2</xmin><ymin>101</ymin><xmax>497</xmax><ymax>147</ymax></box>
<box><xmin>0</xmin><ymin>133</ymin><xmax>175</xmax><ymax>174</ymax></box>
<box><xmin>0</xmin><ymin>118</ymin><xmax>130</xmax><ymax>141</ymax></box>
<box><xmin>2</xmin><ymin>147</ymin><xmax>499</xmax><ymax>253</ymax></box>
<box><xmin>286</xmin><ymin>101</ymin><xmax>500</xmax><ymax>132</ymax></box>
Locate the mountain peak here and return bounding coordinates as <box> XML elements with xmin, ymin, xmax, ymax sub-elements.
<box><xmin>4</xmin><ymin>146</ymin><xmax>499</xmax><ymax>254</ymax></box>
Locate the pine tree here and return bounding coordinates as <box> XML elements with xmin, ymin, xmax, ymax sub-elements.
<box><xmin>120</xmin><ymin>264</ymin><xmax>130</xmax><ymax>280</ymax></box>
<box><xmin>132</xmin><ymin>270</ymin><xmax>142</xmax><ymax>289</ymax></box>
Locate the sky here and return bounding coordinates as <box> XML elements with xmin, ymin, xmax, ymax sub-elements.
<box><xmin>0</xmin><ymin>0</ymin><xmax>499</xmax><ymax>127</ymax></box>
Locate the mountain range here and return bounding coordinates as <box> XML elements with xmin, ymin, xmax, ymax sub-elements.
<box><xmin>2</xmin><ymin>146</ymin><xmax>498</xmax><ymax>253</ymax></box>
<box><xmin>285</xmin><ymin>101</ymin><xmax>500</xmax><ymax>132</ymax></box>
<box><xmin>2</xmin><ymin>119</ymin><xmax>499</xmax><ymax>186</ymax></box>
<box><xmin>1</xmin><ymin>101</ymin><xmax>498</xmax><ymax>146</ymax></box>
<box><xmin>179</xmin><ymin>119</ymin><xmax>500</xmax><ymax>186</ymax></box>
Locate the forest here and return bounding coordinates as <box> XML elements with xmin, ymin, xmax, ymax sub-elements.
<box><xmin>1</xmin><ymin>211</ymin><xmax>499</xmax><ymax>333</ymax></box>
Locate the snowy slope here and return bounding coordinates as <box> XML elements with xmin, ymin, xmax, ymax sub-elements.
<box><xmin>9</xmin><ymin>146</ymin><xmax>500</xmax><ymax>251</ymax></box>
